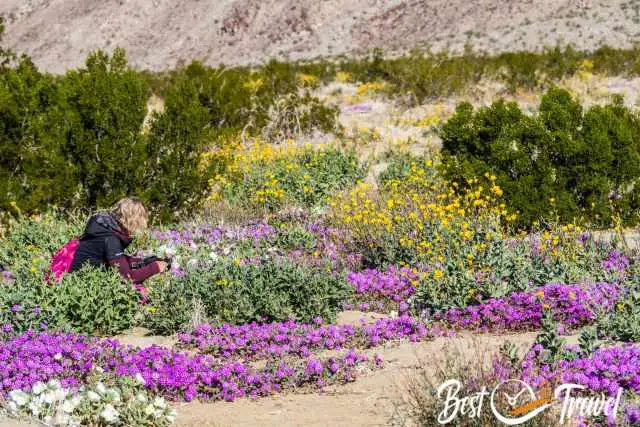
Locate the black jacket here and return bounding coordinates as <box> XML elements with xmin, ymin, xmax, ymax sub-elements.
<box><xmin>70</xmin><ymin>214</ymin><xmax>160</xmax><ymax>283</ymax></box>
<box><xmin>71</xmin><ymin>214</ymin><xmax>132</xmax><ymax>271</ymax></box>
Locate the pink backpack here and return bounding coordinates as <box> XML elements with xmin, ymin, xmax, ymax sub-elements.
<box><xmin>46</xmin><ymin>238</ymin><xmax>81</xmax><ymax>283</ymax></box>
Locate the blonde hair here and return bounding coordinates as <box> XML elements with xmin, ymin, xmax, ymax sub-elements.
<box><xmin>111</xmin><ymin>197</ymin><xmax>148</xmax><ymax>236</ymax></box>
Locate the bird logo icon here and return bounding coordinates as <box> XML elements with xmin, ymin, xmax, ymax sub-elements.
<box><xmin>490</xmin><ymin>379</ymin><xmax>552</xmax><ymax>425</ymax></box>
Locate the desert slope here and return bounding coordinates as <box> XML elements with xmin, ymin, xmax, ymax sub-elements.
<box><xmin>1</xmin><ymin>0</ymin><xmax>639</xmax><ymax>73</ymax></box>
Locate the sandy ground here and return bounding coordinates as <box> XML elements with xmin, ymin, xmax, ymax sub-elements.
<box><xmin>173</xmin><ymin>332</ymin><xmax>541</xmax><ymax>427</ymax></box>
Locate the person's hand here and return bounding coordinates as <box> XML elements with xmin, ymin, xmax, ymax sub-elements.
<box><xmin>157</xmin><ymin>261</ymin><xmax>168</xmax><ymax>273</ymax></box>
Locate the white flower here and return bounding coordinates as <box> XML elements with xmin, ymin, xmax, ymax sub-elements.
<box><xmin>41</xmin><ymin>391</ymin><xmax>56</xmax><ymax>404</ymax></box>
<box><xmin>32</xmin><ymin>382</ymin><xmax>47</xmax><ymax>395</ymax></box>
<box><xmin>209</xmin><ymin>252</ymin><xmax>219</xmax><ymax>261</ymax></box>
<box><xmin>61</xmin><ymin>399</ymin><xmax>76</xmax><ymax>413</ymax></box>
<box><xmin>53</xmin><ymin>388</ymin><xmax>68</xmax><ymax>402</ymax></box>
<box><xmin>153</xmin><ymin>396</ymin><xmax>167</xmax><ymax>409</ymax></box>
<box><xmin>105</xmin><ymin>388</ymin><xmax>121</xmax><ymax>402</ymax></box>
<box><xmin>87</xmin><ymin>391</ymin><xmax>101</xmax><ymax>402</ymax></box>
<box><xmin>159</xmin><ymin>245</ymin><xmax>176</xmax><ymax>258</ymax></box>
<box><xmin>100</xmin><ymin>404</ymin><xmax>119</xmax><ymax>424</ymax></box>
<box><xmin>93</xmin><ymin>366</ymin><xmax>105</xmax><ymax>374</ymax></box>
<box><xmin>136</xmin><ymin>392</ymin><xmax>148</xmax><ymax>404</ymax></box>
<box><xmin>54</xmin><ymin>412</ymin><xmax>71</xmax><ymax>425</ymax></box>
<box><xmin>47</xmin><ymin>379</ymin><xmax>62</xmax><ymax>391</ymax></box>
<box><xmin>70</xmin><ymin>396</ymin><xmax>82</xmax><ymax>407</ymax></box>
<box><xmin>166</xmin><ymin>408</ymin><xmax>177</xmax><ymax>422</ymax></box>
<box><xmin>134</xmin><ymin>373</ymin><xmax>146</xmax><ymax>386</ymax></box>
<box><xmin>53</xmin><ymin>352</ymin><xmax>63</xmax><ymax>361</ymax></box>
<box><xmin>95</xmin><ymin>382</ymin><xmax>107</xmax><ymax>395</ymax></box>
<box><xmin>144</xmin><ymin>404</ymin><xmax>155</xmax><ymax>416</ymax></box>
<box><xmin>222</xmin><ymin>246</ymin><xmax>231</xmax><ymax>255</ymax></box>
<box><xmin>187</xmin><ymin>258</ymin><xmax>199</xmax><ymax>269</ymax></box>
<box><xmin>28</xmin><ymin>401</ymin><xmax>41</xmax><ymax>417</ymax></box>
<box><xmin>7</xmin><ymin>401</ymin><xmax>18</xmax><ymax>414</ymax></box>
<box><xmin>9</xmin><ymin>390</ymin><xmax>30</xmax><ymax>406</ymax></box>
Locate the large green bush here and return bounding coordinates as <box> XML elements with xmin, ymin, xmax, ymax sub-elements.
<box><xmin>143</xmin><ymin>259</ymin><xmax>351</xmax><ymax>334</ymax></box>
<box><xmin>0</xmin><ymin>266</ymin><xmax>139</xmax><ymax>336</ymax></box>
<box><xmin>43</xmin><ymin>266</ymin><xmax>140</xmax><ymax>335</ymax></box>
<box><xmin>440</xmin><ymin>88</ymin><xmax>640</xmax><ymax>228</ymax></box>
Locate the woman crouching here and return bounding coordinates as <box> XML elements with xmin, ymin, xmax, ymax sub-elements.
<box><xmin>70</xmin><ymin>197</ymin><xmax>167</xmax><ymax>283</ymax></box>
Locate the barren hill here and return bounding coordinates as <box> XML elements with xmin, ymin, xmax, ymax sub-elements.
<box><xmin>2</xmin><ymin>0</ymin><xmax>640</xmax><ymax>73</ymax></box>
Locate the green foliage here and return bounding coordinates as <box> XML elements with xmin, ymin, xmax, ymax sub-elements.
<box><xmin>139</xmin><ymin>278</ymin><xmax>195</xmax><ymax>336</ymax></box>
<box><xmin>57</xmin><ymin>49</ymin><xmax>149</xmax><ymax>207</ymax></box>
<box><xmin>0</xmin><ymin>279</ymin><xmax>55</xmax><ymax>335</ymax></box>
<box><xmin>339</xmin><ymin>45</ymin><xmax>640</xmax><ymax>102</ymax></box>
<box><xmin>377</xmin><ymin>152</ymin><xmax>437</xmax><ymax>187</ymax></box>
<box><xmin>143</xmin><ymin>71</ymin><xmax>212</xmax><ymax>219</ymax></box>
<box><xmin>0</xmin><ymin>57</ymin><xmax>76</xmax><ymax>212</ymax></box>
<box><xmin>45</xmin><ymin>266</ymin><xmax>140</xmax><ymax>335</ymax></box>
<box><xmin>370</xmin><ymin>48</ymin><xmax>484</xmax><ymax>102</ymax></box>
<box><xmin>413</xmin><ymin>231</ymin><xmax>609</xmax><ymax>311</ymax></box>
<box><xmin>143</xmin><ymin>259</ymin><xmax>351</xmax><ymax>334</ymax></box>
<box><xmin>0</xmin><ymin>266</ymin><xmax>139</xmax><ymax>336</ymax></box>
<box><xmin>578</xmin><ymin>327</ymin><xmax>599</xmax><ymax>355</ymax></box>
<box><xmin>596</xmin><ymin>287</ymin><xmax>640</xmax><ymax>342</ymax></box>
<box><xmin>441</xmin><ymin>88</ymin><xmax>640</xmax><ymax>228</ymax></box>
<box><xmin>0</xmin><ymin>211</ymin><xmax>82</xmax><ymax>269</ymax></box>
<box><xmin>499</xmin><ymin>340</ymin><xmax>521</xmax><ymax>367</ymax></box>
<box><xmin>221</xmin><ymin>146</ymin><xmax>365</xmax><ymax>212</ymax></box>
<box><xmin>265</xmin><ymin>225</ymin><xmax>317</xmax><ymax>252</ymax></box>
<box><xmin>535</xmin><ymin>311</ymin><xmax>566</xmax><ymax>363</ymax></box>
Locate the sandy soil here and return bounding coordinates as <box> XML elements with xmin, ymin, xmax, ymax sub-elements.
<box><xmin>173</xmin><ymin>332</ymin><xmax>540</xmax><ymax>427</ymax></box>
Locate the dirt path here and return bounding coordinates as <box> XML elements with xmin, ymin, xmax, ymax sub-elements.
<box><xmin>174</xmin><ymin>332</ymin><xmax>540</xmax><ymax>427</ymax></box>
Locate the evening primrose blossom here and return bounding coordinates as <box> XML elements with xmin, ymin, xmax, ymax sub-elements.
<box><xmin>100</xmin><ymin>404</ymin><xmax>119</xmax><ymax>423</ymax></box>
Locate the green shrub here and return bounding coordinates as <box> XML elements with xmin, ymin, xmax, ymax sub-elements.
<box><xmin>414</xmin><ymin>233</ymin><xmax>609</xmax><ymax>311</ymax></box>
<box><xmin>43</xmin><ymin>266</ymin><xmax>140</xmax><ymax>335</ymax></box>
<box><xmin>140</xmin><ymin>278</ymin><xmax>196</xmax><ymax>336</ymax></box>
<box><xmin>440</xmin><ymin>88</ymin><xmax>640</xmax><ymax>228</ymax></box>
<box><xmin>220</xmin><ymin>146</ymin><xmax>365</xmax><ymax>212</ymax></box>
<box><xmin>0</xmin><ymin>57</ymin><xmax>77</xmax><ymax>213</ymax></box>
<box><xmin>143</xmin><ymin>259</ymin><xmax>351</xmax><ymax>334</ymax></box>
<box><xmin>596</xmin><ymin>271</ymin><xmax>640</xmax><ymax>342</ymax></box>
<box><xmin>142</xmin><ymin>70</ymin><xmax>212</xmax><ymax>220</ymax></box>
<box><xmin>265</xmin><ymin>225</ymin><xmax>317</xmax><ymax>252</ymax></box>
<box><xmin>0</xmin><ymin>279</ymin><xmax>55</xmax><ymax>335</ymax></box>
<box><xmin>596</xmin><ymin>290</ymin><xmax>640</xmax><ymax>342</ymax></box>
<box><xmin>261</xmin><ymin>91</ymin><xmax>341</xmax><ymax>141</ymax></box>
<box><xmin>55</xmin><ymin>49</ymin><xmax>149</xmax><ymax>208</ymax></box>
<box><xmin>377</xmin><ymin>152</ymin><xmax>437</xmax><ymax>187</ymax></box>
<box><xmin>0</xmin><ymin>265</ymin><xmax>139</xmax><ymax>336</ymax></box>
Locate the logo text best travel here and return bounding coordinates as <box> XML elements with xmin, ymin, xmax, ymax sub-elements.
<box><xmin>436</xmin><ymin>379</ymin><xmax>623</xmax><ymax>425</ymax></box>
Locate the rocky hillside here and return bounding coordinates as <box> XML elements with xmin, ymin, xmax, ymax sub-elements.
<box><xmin>2</xmin><ymin>0</ymin><xmax>640</xmax><ymax>73</ymax></box>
